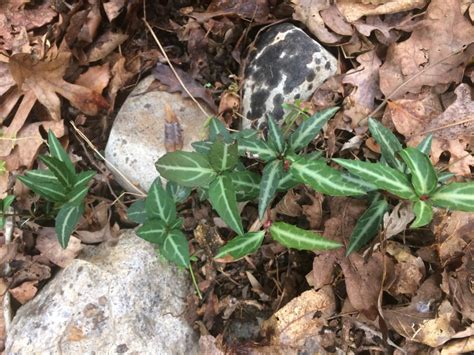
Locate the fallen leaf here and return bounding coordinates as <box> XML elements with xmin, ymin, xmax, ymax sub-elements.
<box><xmin>103</xmin><ymin>0</ymin><xmax>126</xmax><ymax>22</ymax></box>
<box><xmin>190</xmin><ymin>0</ymin><xmax>270</xmax><ymax>23</ymax></box>
<box><xmin>9</xmin><ymin>50</ymin><xmax>109</xmax><ymax>120</ymax></box>
<box><xmin>152</xmin><ymin>63</ymin><xmax>217</xmax><ymax>113</ymax></box>
<box><xmin>302</xmin><ymin>192</ymin><xmax>324</xmax><ymax>229</ymax></box>
<box><xmin>9</xmin><ymin>280</ymin><xmax>38</xmax><ymax>304</ymax></box>
<box><xmin>0</xmin><ymin>63</ymin><xmax>16</xmax><ymax>96</ymax></box>
<box><xmin>35</xmin><ymin>228</ymin><xmax>83</xmax><ymax>268</ymax></box>
<box><xmin>379</xmin><ymin>0</ymin><xmax>474</xmax><ymax>98</ymax></box>
<box><xmin>337</xmin><ymin>0</ymin><xmax>428</xmax><ymax>23</ymax></box>
<box><xmin>291</xmin><ymin>0</ymin><xmax>342</xmax><ymax>43</ymax></box>
<box><xmin>274</xmin><ymin>190</ymin><xmax>302</xmax><ymax>217</ymax></box>
<box><xmin>342</xmin><ymin>50</ymin><xmax>383</xmax><ymax>127</ymax></box>
<box><xmin>320</xmin><ymin>5</ymin><xmax>353</xmax><ymax>36</ymax></box>
<box><xmin>383</xmin><ymin>201</ymin><xmax>415</xmax><ymax>238</ymax></box>
<box><xmin>107</xmin><ymin>55</ymin><xmax>135</xmax><ymax>108</ymax></box>
<box><xmin>386</xmin><ymin>241</ymin><xmax>425</xmax><ymax>296</ymax></box>
<box><xmin>75</xmin><ymin>63</ymin><xmax>111</xmax><ymax>94</ymax></box>
<box><xmin>87</xmin><ymin>31</ymin><xmax>128</xmax><ymax>62</ymax></box>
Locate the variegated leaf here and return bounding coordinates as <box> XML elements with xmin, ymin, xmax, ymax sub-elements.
<box><xmin>410</xmin><ymin>200</ymin><xmax>433</xmax><ymax>228</ymax></box>
<box><xmin>73</xmin><ymin>171</ymin><xmax>95</xmax><ymax>188</ymax></box>
<box><xmin>127</xmin><ymin>200</ymin><xmax>147</xmax><ymax>224</ymax></box>
<box><xmin>399</xmin><ymin>147</ymin><xmax>437</xmax><ymax>196</ymax></box>
<box><xmin>145</xmin><ymin>178</ymin><xmax>176</xmax><ymax>224</ymax></box>
<box><xmin>55</xmin><ymin>203</ymin><xmax>84</xmax><ymax>248</ymax></box>
<box><xmin>258</xmin><ymin>159</ymin><xmax>284</xmax><ymax>220</ymax></box>
<box><xmin>162</xmin><ymin>229</ymin><xmax>190</xmax><ymax>268</ymax></box>
<box><xmin>215</xmin><ymin>231</ymin><xmax>265</xmax><ymax>259</ymax></box>
<box><xmin>18</xmin><ymin>175</ymin><xmax>67</xmax><ymax>202</ymax></box>
<box><xmin>137</xmin><ymin>219</ymin><xmax>168</xmax><ymax>245</ymax></box>
<box><xmin>208</xmin><ymin>137</ymin><xmax>239</xmax><ymax>172</ymax></box>
<box><xmin>368</xmin><ymin>118</ymin><xmax>404</xmax><ymax>171</ymax></box>
<box><xmin>238</xmin><ymin>138</ymin><xmax>277</xmax><ymax>161</ymax></box>
<box><xmin>48</xmin><ymin>129</ymin><xmax>75</xmax><ymax>174</ymax></box>
<box><xmin>39</xmin><ymin>156</ymin><xmax>75</xmax><ymax>187</ymax></box>
<box><xmin>231</xmin><ymin>171</ymin><xmax>261</xmax><ymax>201</ymax></box>
<box><xmin>430</xmin><ymin>182</ymin><xmax>474</xmax><ymax>212</ymax></box>
<box><xmin>417</xmin><ymin>134</ymin><xmax>433</xmax><ymax>155</ymax></box>
<box><xmin>267</xmin><ymin>116</ymin><xmax>286</xmax><ymax>154</ymax></box>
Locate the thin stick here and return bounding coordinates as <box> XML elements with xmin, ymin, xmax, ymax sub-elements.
<box><xmin>69</xmin><ymin>122</ymin><xmax>146</xmax><ymax>198</ymax></box>
<box><xmin>189</xmin><ymin>263</ymin><xmax>203</xmax><ymax>300</ymax></box>
<box><xmin>419</xmin><ymin>116</ymin><xmax>474</xmax><ymax>135</ymax></box>
<box><xmin>142</xmin><ymin>19</ymin><xmax>211</xmax><ymax>120</ymax></box>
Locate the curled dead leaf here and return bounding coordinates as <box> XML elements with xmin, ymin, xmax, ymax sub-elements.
<box><xmin>36</xmin><ymin>228</ymin><xmax>83</xmax><ymax>268</ymax></box>
<box><xmin>9</xmin><ymin>280</ymin><xmax>38</xmax><ymax>304</ymax></box>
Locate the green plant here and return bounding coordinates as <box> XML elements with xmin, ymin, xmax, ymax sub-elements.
<box><xmin>0</xmin><ymin>195</ymin><xmax>15</xmax><ymax>228</ymax></box>
<box><xmin>334</xmin><ymin>118</ymin><xmax>474</xmax><ymax>254</ymax></box>
<box><xmin>17</xmin><ymin>130</ymin><xmax>95</xmax><ymax>248</ymax></box>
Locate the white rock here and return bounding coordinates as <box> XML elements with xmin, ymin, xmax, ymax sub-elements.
<box><xmin>6</xmin><ymin>230</ymin><xmax>198</xmax><ymax>354</ymax></box>
<box><xmin>242</xmin><ymin>23</ymin><xmax>337</xmax><ymax>128</ymax></box>
<box><xmin>105</xmin><ymin>76</ymin><xmax>209</xmax><ymax>192</ymax></box>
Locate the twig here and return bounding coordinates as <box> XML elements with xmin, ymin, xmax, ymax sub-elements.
<box><xmin>419</xmin><ymin>116</ymin><xmax>474</xmax><ymax>136</ymax></box>
<box><xmin>142</xmin><ymin>19</ymin><xmax>212</xmax><ymax>120</ymax></box>
<box><xmin>3</xmin><ymin>206</ymin><xmax>13</xmax><ymax>340</ymax></box>
<box><xmin>69</xmin><ymin>122</ymin><xmax>146</xmax><ymax>198</ymax></box>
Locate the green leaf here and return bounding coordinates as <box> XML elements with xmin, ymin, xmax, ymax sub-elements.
<box><xmin>277</xmin><ymin>151</ymin><xmax>324</xmax><ymax>191</ymax></box>
<box><xmin>341</xmin><ymin>172</ymin><xmax>378</xmax><ymax>192</ymax></box>
<box><xmin>437</xmin><ymin>171</ymin><xmax>455</xmax><ymax>183</ymax></box>
<box><xmin>267</xmin><ymin>116</ymin><xmax>286</xmax><ymax>154</ymax></box>
<box><xmin>137</xmin><ymin>219</ymin><xmax>168</xmax><ymax>245</ymax></box>
<box><xmin>55</xmin><ymin>203</ymin><xmax>84</xmax><ymax>248</ymax></box>
<box><xmin>162</xmin><ymin>229</ymin><xmax>190</xmax><ymax>268</ymax></box>
<box><xmin>417</xmin><ymin>134</ymin><xmax>433</xmax><ymax>155</ymax></box>
<box><xmin>215</xmin><ymin>231</ymin><xmax>265</xmax><ymax>259</ymax></box>
<box><xmin>166</xmin><ymin>181</ymin><xmax>191</xmax><ymax>203</ymax></box>
<box><xmin>48</xmin><ymin>130</ymin><xmax>75</xmax><ymax>174</ymax></box>
<box><xmin>258</xmin><ymin>159</ymin><xmax>284</xmax><ymax>220</ymax></box>
<box><xmin>197</xmin><ymin>187</ymin><xmax>208</xmax><ymax>201</ymax></box>
<box><xmin>73</xmin><ymin>171</ymin><xmax>95</xmax><ymax>188</ymax></box>
<box><xmin>411</xmin><ymin>200</ymin><xmax>433</xmax><ymax>228</ymax></box>
<box><xmin>270</xmin><ymin>222</ymin><xmax>342</xmax><ymax>251</ymax></box>
<box><xmin>208</xmin><ymin>117</ymin><xmax>231</xmax><ymax>142</ymax></box>
<box><xmin>290</xmin><ymin>158</ymin><xmax>366</xmax><ymax>196</ymax></box>
<box><xmin>66</xmin><ymin>184</ymin><xmax>89</xmax><ymax>205</ymax></box>
<box><xmin>333</xmin><ymin>159</ymin><xmax>417</xmax><ymax>200</ymax></box>
<box><xmin>399</xmin><ymin>147</ymin><xmax>437</xmax><ymax>196</ymax></box>
<box><xmin>230</xmin><ymin>171</ymin><xmax>261</xmax><ymax>202</ymax></box>
<box><xmin>233</xmin><ymin>128</ymin><xmax>258</xmax><ymax>141</ymax></box>
<box><xmin>18</xmin><ymin>175</ymin><xmax>67</xmax><ymax>202</ymax></box>
<box><xmin>24</xmin><ymin>169</ymin><xmax>59</xmax><ymax>184</ymax></box>
<box><xmin>368</xmin><ymin>118</ymin><xmax>404</xmax><ymax>171</ymax></box>
<box><xmin>145</xmin><ymin>178</ymin><xmax>176</xmax><ymax>225</ymax></box>
<box><xmin>430</xmin><ymin>182</ymin><xmax>474</xmax><ymax>212</ymax></box>
<box><xmin>39</xmin><ymin>156</ymin><xmax>75</xmax><ymax>187</ymax></box>
<box><xmin>169</xmin><ymin>217</ymin><xmax>183</xmax><ymax>230</ymax></box>
<box><xmin>346</xmin><ymin>199</ymin><xmax>389</xmax><ymax>255</ymax></box>
<box><xmin>288</xmin><ymin>107</ymin><xmax>338</xmax><ymax>152</ymax></box>
<box><xmin>238</xmin><ymin>138</ymin><xmax>277</xmax><ymax>161</ymax></box>
<box><xmin>156</xmin><ymin>151</ymin><xmax>216</xmax><ymax>187</ymax></box>
<box><xmin>191</xmin><ymin>140</ymin><xmax>212</xmax><ymax>155</ymax></box>
<box><xmin>209</xmin><ymin>174</ymin><xmax>244</xmax><ymax>235</ymax></box>
<box><xmin>208</xmin><ymin>137</ymin><xmax>239</xmax><ymax>172</ymax></box>
<box><xmin>127</xmin><ymin>200</ymin><xmax>147</xmax><ymax>224</ymax></box>
<box><xmin>2</xmin><ymin>195</ymin><xmax>15</xmax><ymax>210</ymax></box>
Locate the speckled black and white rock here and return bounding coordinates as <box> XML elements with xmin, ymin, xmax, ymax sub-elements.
<box><xmin>242</xmin><ymin>23</ymin><xmax>337</xmax><ymax>127</ymax></box>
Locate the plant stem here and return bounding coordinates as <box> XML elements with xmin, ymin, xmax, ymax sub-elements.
<box><xmin>188</xmin><ymin>263</ymin><xmax>203</xmax><ymax>300</ymax></box>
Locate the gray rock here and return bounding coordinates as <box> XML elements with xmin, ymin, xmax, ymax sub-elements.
<box><xmin>6</xmin><ymin>230</ymin><xmax>198</xmax><ymax>355</ymax></box>
<box><xmin>242</xmin><ymin>23</ymin><xmax>337</xmax><ymax>128</ymax></box>
<box><xmin>105</xmin><ymin>76</ymin><xmax>209</xmax><ymax>192</ymax></box>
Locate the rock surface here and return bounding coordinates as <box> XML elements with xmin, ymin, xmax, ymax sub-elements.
<box><xmin>242</xmin><ymin>23</ymin><xmax>337</xmax><ymax>128</ymax></box>
<box><xmin>6</xmin><ymin>230</ymin><xmax>198</xmax><ymax>355</ymax></box>
<box><xmin>105</xmin><ymin>76</ymin><xmax>209</xmax><ymax>192</ymax></box>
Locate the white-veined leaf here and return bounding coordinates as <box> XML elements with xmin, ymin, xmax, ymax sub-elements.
<box><xmin>48</xmin><ymin>129</ymin><xmax>75</xmax><ymax>174</ymax></box>
<box><xmin>215</xmin><ymin>231</ymin><xmax>265</xmax><ymax>259</ymax></box>
<box><xmin>430</xmin><ymin>182</ymin><xmax>474</xmax><ymax>212</ymax></box>
<box><xmin>258</xmin><ymin>159</ymin><xmax>284</xmax><ymax>220</ymax></box>
<box><xmin>437</xmin><ymin>171</ymin><xmax>455</xmax><ymax>183</ymax></box>
<box><xmin>231</xmin><ymin>171</ymin><xmax>261</xmax><ymax>201</ymax></box>
<box><xmin>417</xmin><ymin>134</ymin><xmax>433</xmax><ymax>155</ymax></box>
<box><xmin>208</xmin><ymin>117</ymin><xmax>231</xmax><ymax>142</ymax></box>
<box><xmin>270</xmin><ymin>222</ymin><xmax>342</xmax><ymax>251</ymax></box>
<box><xmin>209</xmin><ymin>174</ymin><xmax>244</xmax><ymax>235</ymax></box>
<box><xmin>162</xmin><ymin>229</ymin><xmax>190</xmax><ymax>268</ymax></box>
<box><xmin>277</xmin><ymin>151</ymin><xmax>324</xmax><ymax>191</ymax></box>
<box><xmin>18</xmin><ymin>175</ymin><xmax>67</xmax><ymax>202</ymax></box>
<box><xmin>137</xmin><ymin>219</ymin><xmax>168</xmax><ymax>245</ymax></box>
<box><xmin>368</xmin><ymin>118</ymin><xmax>404</xmax><ymax>171</ymax></box>
<box><xmin>288</xmin><ymin>107</ymin><xmax>338</xmax><ymax>152</ymax></box>
<box><xmin>191</xmin><ymin>140</ymin><xmax>212</xmax><ymax>155</ymax></box>
<box><xmin>24</xmin><ymin>169</ymin><xmax>58</xmax><ymax>184</ymax></box>
<box><xmin>39</xmin><ymin>156</ymin><xmax>75</xmax><ymax>187</ymax></box>
<box><xmin>66</xmin><ymin>184</ymin><xmax>89</xmax><ymax>205</ymax></box>
<box><xmin>238</xmin><ymin>138</ymin><xmax>277</xmax><ymax>161</ymax></box>
<box><xmin>233</xmin><ymin>128</ymin><xmax>258</xmax><ymax>141</ymax></box>
<box><xmin>410</xmin><ymin>200</ymin><xmax>433</xmax><ymax>228</ymax></box>
<box><xmin>399</xmin><ymin>147</ymin><xmax>437</xmax><ymax>196</ymax></box>
<box><xmin>166</xmin><ymin>181</ymin><xmax>192</xmax><ymax>203</ymax></box>
<box><xmin>156</xmin><ymin>151</ymin><xmax>216</xmax><ymax>187</ymax></box>
<box><xmin>208</xmin><ymin>137</ymin><xmax>239</xmax><ymax>172</ymax></box>
<box><xmin>55</xmin><ymin>203</ymin><xmax>84</xmax><ymax>248</ymax></box>
<box><xmin>341</xmin><ymin>172</ymin><xmax>378</xmax><ymax>192</ymax></box>
<box><xmin>127</xmin><ymin>200</ymin><xmax>147</xmax><ymax>224</ymax></box>
<box><xmin>290</xmin><ymin>158</ymin><xmax>366</xmax><ymax>196</ymax></box>
<box><xmin>346</xmin><ymin>199</ymin><xmax>388</xmax><ymax>255</ymax></box>
<box><xmin>146</xmin><ymin>178</ymin><xmax>176</xmax><ymax>224</ymax></box>
<box><xmin>73</xmin><ymin>171</ymin><xmax>95</xmax><ymax>188</ymax></box>
<box><xmin>267</xmin><ymin>116</ymin><xmax>286</xmax><ymax>154</ymax></box>
<box><xmin>333</xmin><ymin>159</ymin><xmax>417</xmax><ymax>200</ymax></box>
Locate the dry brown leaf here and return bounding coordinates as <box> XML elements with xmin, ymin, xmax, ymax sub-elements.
<box><xmin>389</xmin><ymin>84</ymin><xmax>474</xmax><ymax>175</ymax></box>
<box><xmin>383</xmin><ymin>201</ymin><xmax>415</xmax><ymax>238</ymax></box>
<box><xmin>343</xmin><ymin>50</ymin><xmax>383</xmax><ymax>127</ymax></box>
<box><xmin>379</xmin><ymin>0</ymin><xmax>474</xmax><ymax>99</ymax></box>
<box><xmin>337</xmin><ymin>0</ymin><xmax>427</xmax><ymax>23</ymax></box>
<box><xmin>9</xmin><ymin>51</ymin><xmax>109</xmax><ymax>120</ymax></box>
<box><xmin>152</xmin><ymin>63</ymin><xmax>217</xmax><ymax>113</ymax></box>
<box><xmin>320</xmin><ymin>5</ymin><xmax>353</xmax><ymax>36</ymax></box>
<box><xmin>274</xmin><ymin>190</ymin><xmax>302</xmax><ymax>217</ymax></box>
<box><xmin>35</xmin><ymin>228</ymin><xmax>83</xmax><ymax>268</ymax></box>
<box><xmin>103</xmin><ymin>0</ymin><xmax>126</xmax><ymax>22</ymax></box>
<box><xmin>87</xmin><ymin>31</ymin><xmax>128</xmax><ymax>62</ymax></box>
<box><xmin>386</xmin><ymin>241</ymin><xmax>425</xmax><ymax>296</ymax></box>
<box><xmin>75</xmin><ymin>63</ymin><xmax>111</xmax><ymax>94</ymax></box>
<box><xmin>291</xmin><ymin>0</ymin><xmax>342</xmax><ymax>43</ymax></box>
<box><xmin>302</xmin><ymin>192</ymin><xmax>324</xmax><ymax>229</ymax></box>
<box><xmin>190</xmin><ymin>0</ymin><xmax>270</xmax><ymax>23</ymax></box>
<box><xmin>9</xmin><ymin>280</ymin><xmax>38</xmax><ymax>304</ymax></box>
<box><xmin>108</xmin><ymin>55</ymin><xmax>135</xmax><ymax>108</ymax></box>
<box><xmin>0</xmin><ymin>63</ymin><xmax>16</xmax><ymax>96</ymax></box>
<box><xmin>0</xmin><ymin>1</ymin><xmax>57</xmax><ymax>50</ymax></box>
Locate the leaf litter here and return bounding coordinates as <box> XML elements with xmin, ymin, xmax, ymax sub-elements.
<box><xmin>0</xmin><ymin>0</ymin><xmax>473</xmax><ymax>353</ymax></box>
